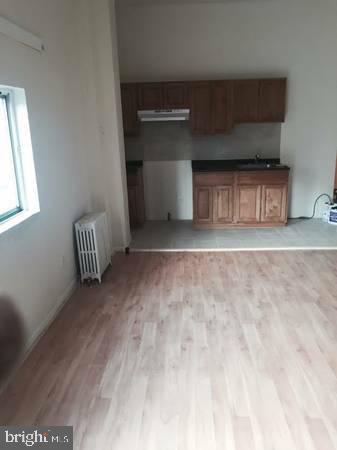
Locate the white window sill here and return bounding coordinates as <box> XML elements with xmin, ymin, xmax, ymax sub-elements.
<box><xmin>0</xmin><ymin>208</ymin><xmax>40</xmax><ymax>236</ymax></box>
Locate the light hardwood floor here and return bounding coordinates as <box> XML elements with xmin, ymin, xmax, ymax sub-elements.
<box><xmin>1</xmin><ymin>251</ymin><xmax>337</xmax><ymax>450</ymax></box>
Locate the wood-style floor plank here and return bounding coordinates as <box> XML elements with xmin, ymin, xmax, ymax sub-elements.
<box><xmin>1</xmin><ymin>251</ymin><xmax>337</xmax><ymax>450</ymax></box>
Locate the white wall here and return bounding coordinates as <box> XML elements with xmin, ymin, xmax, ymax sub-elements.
<box><xmin>0</xmin><ymin>0</ymin><xmax>129</xmax><ymax>348</ymax></box>
<box><xmin>143</xmin><ymin>161</ymin><xmax>193</xmax><ymax>220</ymax></box>
<box><xmin>76</xmin><ymin>0</ymin><xmax>130</xmax><ymax>250</ymax></box>
<box><xmin>116</xmin><ymin>0</ymin><xmax>337</xmax><ymax>217</ymax></box>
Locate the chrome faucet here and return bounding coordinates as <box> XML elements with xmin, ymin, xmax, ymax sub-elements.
<box><xmin>255</xmin><ymin>153</ymin><xmax>261</xmax><ymax>163</ymax></box>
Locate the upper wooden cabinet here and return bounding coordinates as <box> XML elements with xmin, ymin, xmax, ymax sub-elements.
<box><xmin>233</xmin><ymin>80</ymin><xmax>259</xmax><ymax>123</ymax></box>
<box><xmin>190</xmin><ymin>82</ymin><xmax>213</xmax><ymax>134</ymax></box>
<box><xmin>121</xmin><ymin>83</ymin><xmax>139</xmax><ymax>137</ymax></box>
<box><xmin>212</xmin><ymin>81</ymin><xmax>234</xmax><ymax>133</ymax></box>
<box><xmin>258</xmin><ymin>78</ymin><xmax>287</xmax><ymax>122</ymax></box>
<box><xmin>138</xmin><ymin>83</ymin><xmax>163</xmax><ymax>110</ymax></box>
<box><xmin>120</xmin><ymin>77</ymin><xmax>287</xmax><ymax>137</ymax></box>
<box><xmin>233</xmin><ymin>78</ymin><xmax>287</xmax><ymax>124</ymax></box>
<box><xmin>190</xmin><ymin>81</ymin><xmax>233</xmax><ymax>134</ymax></box>
<box><xmin>138</xmin><ymin>82</ymin><xmax>189</xmax><ymax>110</ymax></box>
<box><xmin>163</xmin><ymin>82</ymin><xmax>189</xmax><ymax>109</ymax></box>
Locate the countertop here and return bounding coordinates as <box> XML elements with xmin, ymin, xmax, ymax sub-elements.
<box><xmin>192</xmin><ymin>158</ymin><xmax>290</xmax><ymax>172</ymax></box>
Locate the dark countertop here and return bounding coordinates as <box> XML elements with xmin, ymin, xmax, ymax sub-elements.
<box><xmin>126</xmin><ymin>160</ymin><xmax>143</xmax><ymax>173</ymax></box>
<box><xmin>192</xmin><ymin>158</ymin><xmax>290</xmax><ymax>172</ymax></box>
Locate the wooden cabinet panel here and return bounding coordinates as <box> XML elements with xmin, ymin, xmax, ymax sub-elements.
<box><xmin>138</xmin><ymin>83</ymin><xmax>163</xmax><ymax>110</ymax></box>
<box><xmin>213</xmin><ymin>186</ymin><xmax>233</xmax><ymax>223</ymax></box>
<box><xmin>121</xmin><ymin>84</ymin><xmax>139</xmax><ymax>136</ymax></box>
<box><xmin>122</xmin><ymin>77</ymin><xmax>287</xmax><ymax>137</ymax></box>
<box><xmin>193</xmin><ymin>170</ymin><xmax>289</xmax><ymax>228</ymax></box>
<box><xmin>190</xmin><ymin>82</ymin><xmax>212</xmax><ymax>134</ymax></box>
<box><xmin>194</xmin><ymin>187</ymin><xmax>213</xmax><ymax>222</ymax></box>
<box><xmin>212</xmin><ymin>81</ymin><xmax>233</xmax><ymax>133</ymax></box>
<box><xmin>127</xmin><ymin>186</ymin><xmax>139</xmax><ymax>227</ymax></box>
<box><xmin>238</xmin><ymin>170</ymin><xmax>289</xmax><ymax>185</ymax></box>
<box><xmin>236</xmin><ymin>185</ymin><xmax>261</xmax><ymax>223</ymax></box>
<box><xmin>233</xmin><ymin>80</ymin><xmax>259</xmax><ymax>123</ymax></box>
<box><xmin>259</xmin><ymin>79</ymin><xmax>286</xmax><ymax>122</ymax></box>
<box><xmin>127</xmin><ymin>168</ymin><xmax>145</xmax><ymax>228</ymax></box>
<box><xmin>194</xmin><ymin>172</ymin><xmax>234</xmax><ymax>186</ymax></box>
<box><xmin>163</xmin><ymin>82</ymin><xmax>189</xmax><ymax>109</ymax></box>
<box><xmin>261</xmin><ymin>185</ymin><xmax>287</xmax><ymax>223</ymax></box>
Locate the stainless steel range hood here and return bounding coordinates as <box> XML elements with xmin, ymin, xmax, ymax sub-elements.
<box><xmin>137</xmin><ymin>109</ymin><xmax>190</xmax><ymax>122</ymax></box>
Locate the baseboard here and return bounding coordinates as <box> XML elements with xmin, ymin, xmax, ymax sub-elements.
<box><xmin>24</xmin><ymin>278</ymin><xmax>78</xmax><ymax>353</ymax></box>
<box><xmin>0</xmin><ymin>277</ymin><xmax>78</xmax><ymax>394</ymax></box>
<box><xmin>131</xmin><ymin>246</ymin><xmax>337</xmax><ymax>252</ymax></box>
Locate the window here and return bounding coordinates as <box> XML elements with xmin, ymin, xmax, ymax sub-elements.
<box><xmin>0</xmin><ymin>85</ymin><xmax>39</xmax><ymax>234</ymax></box>
<box><xmin>0</xmin><ymin>92</ymin><xmax>22</xmax><ymax>221</ymax></box>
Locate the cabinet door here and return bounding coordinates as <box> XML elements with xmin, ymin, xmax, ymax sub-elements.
<box><xmin>121</xmin><ymin>84</ymin><xmax>139</xmax><ymax>136</ymax></box>
<box><xmin>213</xmin><ymin>186</ymin><xmax>233</xmax><ymax>223</ymax></box>
<box><xmin>212</xmin><ymin>81</ymin><xmax>233</xmax><ymax>133</ymax></box>
<box><xmin>233</xmin><ymin>80</ymin><xmax>259</xmax><ymax>123</ymax></box>
<box><xmin>194</xmin><ymin>186</ymin><xmax>213</xmax><ymax>223</ymax></box>
<box><xmin>163</xmin><ymin>82</ymin><xmax>189</xmax><ymax>109</ymax></box>
<box><xmin>259</xmin><ymin>79</ymin><xmax>286</xmax><ymax>122</ymax></box>
<box><xmin>138</xmin><ymin>83</ymin><xmax>163</xmax><ymax>110</ymax></box>
<box><xmin>236</xmin><ymin>185</ymin><xmax>261</xmax><ymax>223</ymax></box>
<box><xmin>128</xmin><ymin>185</ymin><xmax>139</xmax><ymax>227</ymax></box>
<box><xmin>190</xmin><ymin>82</ymin><xmax>212</xmax><ymax>134</ymax></box>
<box><xmin>261</xmin><ymin>184</ymin><xmax>287</xmax><ymax>223</ymax></box>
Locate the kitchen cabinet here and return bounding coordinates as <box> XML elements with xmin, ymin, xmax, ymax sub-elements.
<box><xmin>127</xmin><ymin>167</ymin><xmax>145</xmax><ymax>228</ymax></box>
<box><xmin>194</xmin><ymin>186</ymin><xmax>213</xmax><ymax>223</ymax></box>
<box><xmin>212</xmin><ymin>81</ymin><xmax>233</xmax><ymax>133</ymax></box>
<box><xmin>213</xmin><ymin>186</ymin><xmax>234</xmax><ymax>223</ymax></box>
<box><xmin>258</xmin><ymin>78</ymin><xmax>287</xmax><ymax>122</ymax></box>
<box><xmin>121</xmin><ymin>83</ymin><xmax>139</xmax><ymax>136</ymax></box>
<box><xmin>193</xmin><ymin>169</ymin><xmax>289</xmax><ymax>228</ymax></box>
<box><xmin>138</xmin><ymin>83</ymin><xmax>163</xmax><ymax>110</ymax></box>
<box><xmin>260</xmin><ymin>184</ymin><xmax>288</xmax><ymax>223</ymax></box>
<box><xmin>120</xmin><ymin>77</ymin><xmax>287</xmax><ymax>137</ymax></box>
<box><xmin>190</xmin><ymin>81</ymin><xmax>233</xmax><ymax>134</ymax></box>
<box><xmin>138</xmin><ymin>81</ymin><xmax>189</xmax><ymax>110</ymax></box>
<box><xmin>233</xmin><ymin>80</ymin><xmax>259</xmax><ymax>123</ymax></box>
<box><xmin>190</xmin><ymin>82</ymin><xmax>213</xmax><ymax>134</ymax></box>
<box><xmin>236</xmin><ymin>185</ymin><xmax>261</xmax><ymax>223</ymax></box>
<box><xmin>163</xmin><ymin>82</ymin><xmax>189</xmax><ymax>109</ymax></box>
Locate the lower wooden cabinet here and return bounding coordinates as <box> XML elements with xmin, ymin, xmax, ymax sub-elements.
<box><xmin>194</xmin><ymin>187</ymin><xmax>213</xmax><ymax>223</ymax></box>
<box><xmin>193</xmin><ymin>170</ymin><xmax>289</xmax><ymax>228</ymax></box>
<box><xmin>127</xmin><ymin>168</ymin><xmax>145</xmax><ymax>228</ymax></box>
<box><xmin>261</xmin><ymin>184</ymin><xmax>287</xmax><ymax>223</ymax></box>
<box><xmin>236</xmin><ymin>185</ymin><xmax>261</xmax><ymax>224</ymax></box>
<box><xmin>213</xmin><ymin>186</ymin><xmax>234</xmax><ymax>223</ymax></box>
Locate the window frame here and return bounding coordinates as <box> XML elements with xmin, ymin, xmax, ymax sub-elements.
<box><xmin>0</xmin><ymin>89</ymin><xmax>24</xmax><ymax>223</ymax></box>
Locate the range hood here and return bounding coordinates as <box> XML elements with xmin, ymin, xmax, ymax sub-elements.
<box><xmin>137</xmin><ymin>109</ymin><xmax>190</xmax><ymax>122</ymax></box>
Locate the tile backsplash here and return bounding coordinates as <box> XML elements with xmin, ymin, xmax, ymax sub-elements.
<box><xmin>125</xmin><ymin>122</ymin><xmax>281</xmax><ymax>161</ymax></box>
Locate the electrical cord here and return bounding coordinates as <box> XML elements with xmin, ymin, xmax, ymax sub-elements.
<box><xmin>290</xmin><ymin>193</ymin><xmax>333</xmax><ymax>220</ymax></box>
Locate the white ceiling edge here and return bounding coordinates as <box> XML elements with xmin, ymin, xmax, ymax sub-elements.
<box><xmin>0</xmin><ymin>15</ymin><xmax>43</xmax><ymax>52</ymax></box>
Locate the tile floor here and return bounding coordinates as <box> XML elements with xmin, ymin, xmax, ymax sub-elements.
<box><xmin>130</xmin><ymin>219</ymin><xmax>337</xmax><ymax>250</ymax></box>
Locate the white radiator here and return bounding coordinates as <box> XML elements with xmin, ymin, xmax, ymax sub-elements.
<box><xmin>75</xmin><ymin>212</ymin><xmax>111</xmax><ymax>283</ymax></box>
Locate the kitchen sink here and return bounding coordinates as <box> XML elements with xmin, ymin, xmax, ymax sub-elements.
<box><xmin>237</xmin><ymin>163</ymin><xmax>286</xmax><ymax>170</ymax></box>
